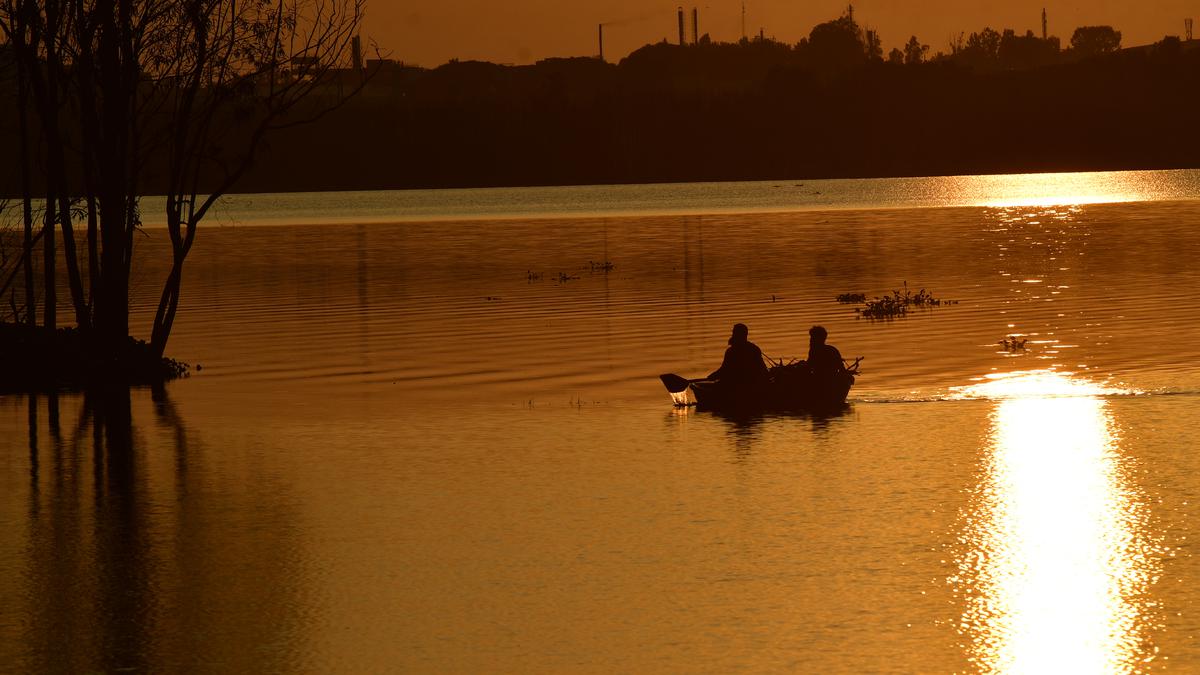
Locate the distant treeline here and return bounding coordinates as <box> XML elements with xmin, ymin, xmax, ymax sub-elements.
<box><xmin>4</xmin><ymin>13</ymin><xmax>1200</xmax><ymax>193</ymax></box>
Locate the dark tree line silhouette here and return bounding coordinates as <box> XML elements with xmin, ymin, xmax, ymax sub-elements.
<box><xmin>122</xmin><ymin>12</ymin><xmax>1198</xmax><ymax>193</ymax></box>
<box><xmin>176</xmin><ymin>12</ymin><xmax>1195</xmax><ymax>194</ymax></box>
<box><xmin>2</xmin><ymin>9</ymin><xmax>1198</xmax><ymax>201</ymax></box>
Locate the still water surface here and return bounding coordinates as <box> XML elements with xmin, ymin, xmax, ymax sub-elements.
<box><xmin>3</xmin><ymin>170</ymin><xmax>1200</xmax><ymax>672</ymax></box>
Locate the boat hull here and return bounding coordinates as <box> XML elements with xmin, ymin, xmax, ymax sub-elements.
<box><xmin>689</xmin><ymin>371</ymin><xmax>854</xmax><ymax>412</ymax></box>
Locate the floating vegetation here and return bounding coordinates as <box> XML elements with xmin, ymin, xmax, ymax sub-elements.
<box><xmin>530</xmin><ymin>262</ymin><xmax>611</xmax><ymax>284</ymax></box>
<box><xmin>484</xmin><ymin>296</ymin><xmax>502</xmax><ymax>301</ymax></box>
<box><xmin>835</xmin><ymin>292</ymin><xmax>866</xmax><ymax>304</ymax></box>
<box><xmin>844</xmin><ymin>282</ymin><xmax>957</xmax><ymax>320</ymax></box>
<box><xmin>999</xmin><ymin>336</ymin><xmax>1027</xmax><ymax>351</ymax></box>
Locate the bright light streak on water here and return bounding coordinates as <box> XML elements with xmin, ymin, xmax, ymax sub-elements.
<box><xmin>952</xmin><ymin>372</ymin><xmax>1163</xmax><ymax>674</ymax></box>
<box><xmin>970</xmin><ymin>171</ymin><xmax>1173</xmax><ymax>208</ymax></box>
<box><xmin>125</xmin><ymin>168</ymin><xmax>1200</xmax><ymax>227</ymax></box>
<box><xmin>951</xmin><ymin>370</ymin><xmax>1136</xmax><ymax>400</ymax></box>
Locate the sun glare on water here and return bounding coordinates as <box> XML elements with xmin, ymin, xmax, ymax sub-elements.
<box><xmin>982</xmin><ymin>194</ymin><xmax>1138</xmax><ymax>208</ymax></box>
<box><xmin>958</xmin><ymin>170</ymin><xmax>1172</xmax><ymax>208</ymax></box>
<box><xmin>951</xmin><ymin>370</ymin><xmax>1134</xmax><ymax>400</ymax></box>
<box><xmin>950</xmin><ymin>371</ymin><xmax>1162</xmax><ymax>673</ymax></box>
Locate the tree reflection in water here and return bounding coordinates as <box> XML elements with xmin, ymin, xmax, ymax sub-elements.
<box><xmin>16</xmin><ymin>386</ymin><xmax>306</xmax><ymax>673</ymax></box>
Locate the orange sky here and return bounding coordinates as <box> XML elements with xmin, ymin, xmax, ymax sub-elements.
<box><xmin>362</xmin><ymin>1</ymin><xmax>1196</xmax><ymax>67</ymax></box>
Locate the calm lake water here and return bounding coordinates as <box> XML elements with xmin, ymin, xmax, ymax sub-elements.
<box><xmin>4</xmin><ymin>169</ymin><xmax>1200</xmax><ymax>672</ymax></box>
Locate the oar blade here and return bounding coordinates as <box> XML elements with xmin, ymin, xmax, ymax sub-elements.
<box><xmin>659</xmin><ymin>373</ymin><xmax>692</xmax><ymax>394</ymax></box>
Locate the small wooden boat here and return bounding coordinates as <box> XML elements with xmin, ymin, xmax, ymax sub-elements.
<box><xmin>660</xmin><ymin>361</ymin><xmax>857</xmax><ymax>412</ymax></box>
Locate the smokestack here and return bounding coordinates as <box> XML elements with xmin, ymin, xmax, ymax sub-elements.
<box><xmin>678</xmin><ymin>7</ymin><xmax>685</xmax><ymax>45</ymax></box>
<box><xmin>598</xmin><ymin>23</ymin><xmax>604</xmax><ymax>61</ymax></box>
<box><xmin>351</xmin><ymin>35</ymin><xmax>363</xmax><ymax>70</ymax></box>
<box><xmin>1041</xmin><ymin>8</ymin><xmax>1047</xmax><ymax>40</ymax></box>
<box><xmin>692</xmin><ymin>7</ymin><xmax>699</xmax><ymax>44</ymax></box>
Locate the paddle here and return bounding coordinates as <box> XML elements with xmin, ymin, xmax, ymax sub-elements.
<box><xmin>659</xmin><ymin>373</ymin><xmax>699</xmax><ymax>394</ymax></box>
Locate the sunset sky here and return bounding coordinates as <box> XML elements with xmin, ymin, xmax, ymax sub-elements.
<box><xmin>363</xmin><ymin>1</ymin><xmax>1197</xmax><ymax>67</ymax></box>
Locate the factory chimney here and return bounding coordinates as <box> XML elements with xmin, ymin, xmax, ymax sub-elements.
<box><xmin>351</xmin><ymin>35</ymin><xmax>363</xmax><ymax>71</ymax></box>
<box><xmin>598</xmin><ymin>23</ymin><xmax>604</xmax><ymax>61</ymax></box>
<box><xmin>1041</xmin><ymin>8</ymin><xmax>1047</xmax><ymax>40</ymax></box>
<box><xmin>678</xmin><ymin>7</ymin><xmax>685</xmax><ymax>45</ymax></box>
<box><xmin>692</xmin><ymin>7</ymin><xmax>699</xmax><ymax>44</ymax></box>
<box><xmin>1187</xmin><ymin>18</ymin><xmax>1194</xmax><ymax>42</ymax></box>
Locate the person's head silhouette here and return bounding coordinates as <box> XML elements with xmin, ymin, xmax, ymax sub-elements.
<box><xmin>809</xmin><ymin>325</ymin><xmax>828</xmax><ymax>345</ymax></box>
<box><xmin>729</xmin><ymin>323</ymin><xmax>749</xmax><ymax>345</ymax></box>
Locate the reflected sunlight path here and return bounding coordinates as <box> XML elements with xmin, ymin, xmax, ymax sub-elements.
<box><xmin>951</xmin><ymin>371</ymin><xmax>1162</xmax><ymax>674</ymax></box>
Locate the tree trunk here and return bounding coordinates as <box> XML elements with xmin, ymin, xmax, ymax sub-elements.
<box><xmin>52</xmin><ymin>183</ymin><xmax>89</xmax><ymax>330</ymax></box>
<box><xmin>17</xmin><ymin>66</ymin><xmax>35</xmax><ymax>326</ymax></box>
<box><xmin>150</xmin><ymin>258</ymin><xmax>184</xmax><ymax>358</ymax></box>
<box><xmin>42</xmin><ymin>195</ymin><xmax>55</xmax><ymax>332</ymax></box>
<box><xmin>43</xmin><ymin>141</ymin><xmax>91</xmax><ymax>331</ymax></box>
<box><xmin>35</xmin><ymin>0</ymin><xmax>90</xmax><ymax>332</ymax></box>
<box><xmin>86</xmin><ymin>194</ymin><xmax>99</xmax><ymax>314</ymax></box>
<box><xmin>95</xmin><ymin>197</ymin><xmax>130</xmax><ymax>356</ymax></box>
<box><xmin>90</xmin><ymin>1</ymin><xmax>133</xmax><ymax>358</ymax></box>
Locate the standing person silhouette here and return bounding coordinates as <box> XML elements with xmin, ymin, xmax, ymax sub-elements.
<box><xmin>708</xmin><ymin>323</ymin><xmax>769</xmax><ymax>386</ymax></box>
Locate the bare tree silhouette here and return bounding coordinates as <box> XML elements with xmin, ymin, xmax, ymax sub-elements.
<box><xmin>0</xmin><ymin>0</ymin><xmax>365</xmax><ymax>372</ymax></box>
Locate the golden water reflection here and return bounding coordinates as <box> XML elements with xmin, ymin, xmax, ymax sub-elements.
<box><xmin>952</xmin><ymin>372</ymin><xmax>1162</xmax><ymax>673</ymax></box>
<box><xmin>968</xmin><ymin>171</ymin><xmax>1173</xmax><ymax>208</ymax></box>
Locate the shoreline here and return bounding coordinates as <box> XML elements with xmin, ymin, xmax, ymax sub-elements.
<box><xmin>0</xmin><ymin>322</ymin><xmax>189</xmax><ymax>393</ymax></box>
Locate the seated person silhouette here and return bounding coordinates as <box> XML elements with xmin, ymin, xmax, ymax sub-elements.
<box><xmin>806</xmin><ymin>325</ymin><xmax>846</xmax><ymax>376</ymax></box>
<box><xmin>708</xmin><ymin>323</ymin><xmax>769</xmax><ymax>387</ymax></box>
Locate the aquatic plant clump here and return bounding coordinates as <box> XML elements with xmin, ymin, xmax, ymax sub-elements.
<box><xmin>840</xmin><ymin>283</ymin><xmax>956</xmax><ymax>320</ymax></box>
<box><xmin>999</xmin><ymin>336</ymin><xmax>1028</xmax><ymax>351</ymax></box>
<box><xmin>527</xmin><ymin>260</ymin><xmax>614</xmax><ymax>284</ymax></box>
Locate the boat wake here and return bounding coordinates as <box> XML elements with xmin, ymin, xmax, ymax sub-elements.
<box><xmin>851</xmin><ymin>370</ymin><xmax>1171</xmax><ymax>404</ymax></box>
